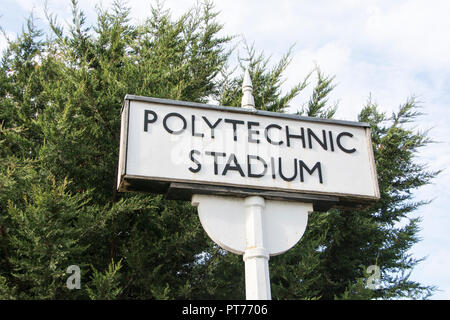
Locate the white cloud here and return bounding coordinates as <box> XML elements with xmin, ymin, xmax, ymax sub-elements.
<box><xmin>0</xmin><ymin>35</ymin><xmax>7</xmax><ymax>54</ymax></box>
<box><xmin>411</xmin><ymin>247</ymin><xmax>450</xmax><ymax>299</ymax></box>
<box><xmin>365</xmin><ymin>0</ymin><xmax>450</xmax><ymax>70</ymax></box>
<box><xmin>0</xmin><ymin>31</ymin><xmax>15</xmax><ymax>54</ymax></box>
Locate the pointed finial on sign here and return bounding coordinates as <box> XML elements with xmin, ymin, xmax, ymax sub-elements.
<box><xmin>241</xmin><ymin>68</ymin><xmax>256</xmax><ymax>110</ymax></box>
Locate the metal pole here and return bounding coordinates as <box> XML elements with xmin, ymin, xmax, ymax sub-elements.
<box><xmin>241</xmin><ymin>69</ymin><xmax>271</xmax><ymax>299</ymax></box>
<box><xmin>243</xmin><ymin>196</ymin><xmax>271</xmax><ymax>300</ymax></box>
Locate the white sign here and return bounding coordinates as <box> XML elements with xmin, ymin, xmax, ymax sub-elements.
<box><xmin>117</xmin><ymin>95</ymin><xmax>379</xmax><ymax>205</ymax></box>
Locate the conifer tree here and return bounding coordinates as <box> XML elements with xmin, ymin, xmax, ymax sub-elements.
<box><xmin>0</xmin><ymin>0</ymin><xmax>438</xmax><ymax>299</ymax></box>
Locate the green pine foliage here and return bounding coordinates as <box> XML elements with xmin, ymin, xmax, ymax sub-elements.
<box><xmin>299</xmin><ymin>66</ymin><xmax>337</xmax><ymax>119</ymax></box>
<box><xmin>0</xmin><ymin>0</ymin><xmax>439</xmax><ymax>299</ymax></box>
<box><xmin>86</xmin><ymin>259</ymin><xmax>123</xmax><ymax>300</ymax></box>
<box><xmin>218</xmin><ymin>41</ymin><xmax>310</xmax><ymax>112</ymax></box>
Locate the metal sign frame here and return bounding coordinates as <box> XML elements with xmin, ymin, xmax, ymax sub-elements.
<box><xmin>117</xmin><ymin>94</ymin><xmax>380</xmax><ymax>211</ymax></box>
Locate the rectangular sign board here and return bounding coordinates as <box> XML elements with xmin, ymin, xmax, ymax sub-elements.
<box><xmin>117</xmin><ymin>95</ymin><xmax>380</xmax><ymax>209</ymax></box>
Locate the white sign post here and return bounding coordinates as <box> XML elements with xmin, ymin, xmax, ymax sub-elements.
<box><xmin>117</xmin><ymin>69</ymin><xmax>379</xmax><ymax>300</ymax></box>
<box><xmin>192</xmin><ymin>194</ymin><xmax>312</xmax><ymax>299</ymax></box>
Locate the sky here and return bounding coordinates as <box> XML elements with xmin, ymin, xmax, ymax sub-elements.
<box><xmin>1</xmin><ymin>0</ymin><xmax>449</xmax><ymax>299</ymax></box>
